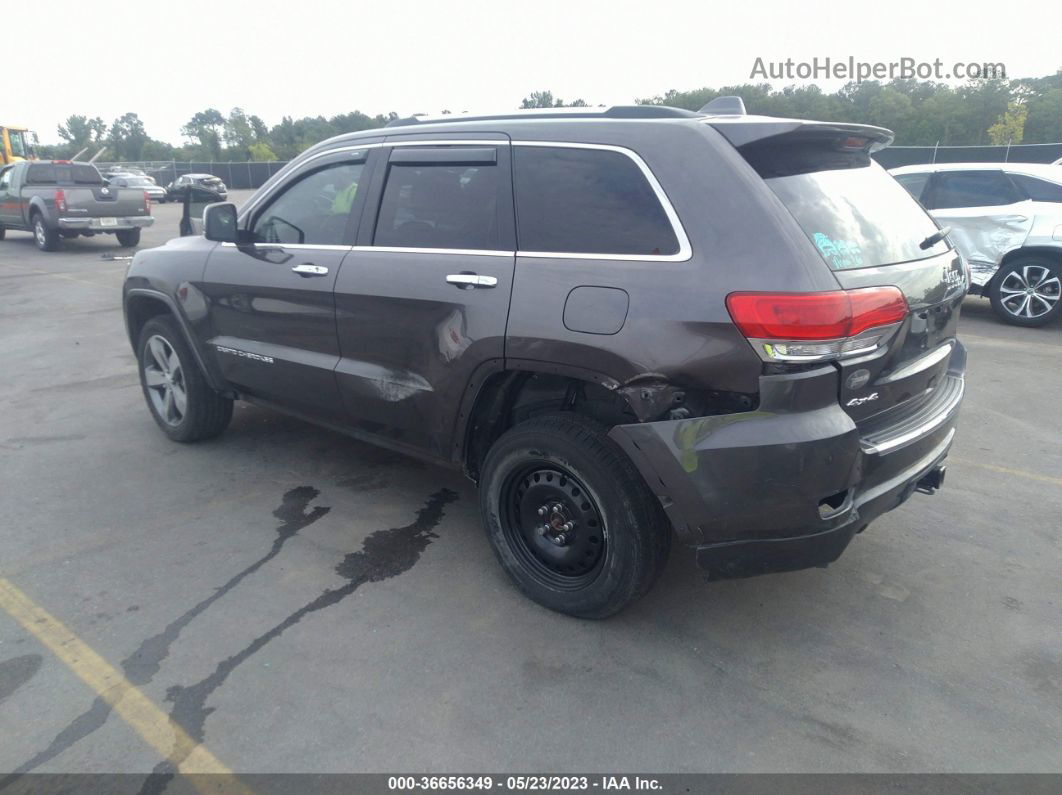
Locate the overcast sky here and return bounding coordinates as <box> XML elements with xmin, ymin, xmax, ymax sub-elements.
<box><xmin>13</xmin><ymin>0</ymin><xmax>1058</xmax><ymax>146</ymax></box>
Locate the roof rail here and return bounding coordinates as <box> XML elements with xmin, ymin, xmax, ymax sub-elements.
<box><xmin>385</xmin><ymin>105</ymin><xmax>701</xmax><ymax>128</ymax></box>
<box><xmin>698</xmin><ymin>96</ymin><xmax>747</xmax><ymax>115</ymax></box>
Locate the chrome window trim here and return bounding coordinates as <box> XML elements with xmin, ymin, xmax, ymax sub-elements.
<box><xmin>220</xmin><ymin>242</ymin><xmax>353</xmax><ymax>252</ymax></box>
<box><xmin>238</xmin><ymin>140</ymin><xmax>508</xmax><ymax>222</ymax></box>
<box><xmin>238</xmin><ymin>138</ymin><xmax>692</xmax><ymax>262</ymax></box>
<box><xmin>510</xmin><ymin>140</ymin><xmax>692</xmax><ymax>263</ymax></box>
<box><xmin>350</xmin><ymin>246</ymin><xmax>513</xmax><ymax>257</ymax></box>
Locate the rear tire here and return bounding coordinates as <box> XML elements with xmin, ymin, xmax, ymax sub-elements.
<box><xmin>479</xmin><ymin>413</ymin><xmax>671</xmax><ymax>619</ymax></box>
<box><xmin>0</xmin><ymin>223</ymin><xmax>6</xmax><ymax>240</ymax></box>
<box><xmin>32</xmin><ymin>213</ymin><xmax>61</xmax><ymax>251</ymax></box>
<box><xmin>116</xmin><ymin>228</ymin><xmax>141</xmax><ymax>247</ymax></box>
<box><xmin>989</xmin><ymin>256</ymin><xmax>1062</xmax><ymax>327</ymax></box>
<box><xmin>137</xmin><ymin>315</ymin><xmax>233</xmax><ymax>442</ymax></box>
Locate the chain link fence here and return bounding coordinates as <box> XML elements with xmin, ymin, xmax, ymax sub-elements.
<box><xmin>874</xmin><ymin>142</ymin><xmax>1062</xmax><ymax>169</ymax></box>
<box><xmin>93</xmin><ymin>160</ymin><xmax>291</xmax><ymax>190</ymax></box>
<box><xmin>94</xmin><ymin>143</ymin><xmax>1062</xmax><ymax>189</ymax></box>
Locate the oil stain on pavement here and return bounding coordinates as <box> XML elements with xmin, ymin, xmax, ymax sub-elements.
<box><xmin>142</xmin><ymin>488</ymin><xmax>458</xmax><ymax>792</ymax></box>
<box><xmin>0</xmin><ymin>654</ymin><xmax>42</xmax><ymax>705</ymax></box>
<box><xmin>0</xmin><ymin>486</ymin><xmax>330</xmax><ymax>784</ymax></box>
<box><xmin>1</xmin><ymin>486</ymin><xmax>457</xmax><ymax>794</ymax></box>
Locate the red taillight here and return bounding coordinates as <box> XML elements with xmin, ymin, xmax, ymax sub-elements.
<box><xmin>54</xmin><ymin>189</ymin><xmax>67</xmax><ymax>213</ymax></box>
<box><xmin>144</xmin><ymin>190</ymin><xmax>151</xmax><ymax>212</ymax></box>
<box><xmin>726</xmin><ymin>287</ymin><xmax>907</xmax><ymax>340</ymax></box>
<box><xmin>726</xmin><ymin>287</ymin><xmax>908</xmax><ymax>362</ymax></box>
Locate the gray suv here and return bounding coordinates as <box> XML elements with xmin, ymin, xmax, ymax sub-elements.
<box><xmin>123</xmin><ymin>103</ymin><xmax>966</xmax><ymax>617</ymax></box>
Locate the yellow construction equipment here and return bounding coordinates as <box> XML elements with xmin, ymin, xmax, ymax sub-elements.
<box><xmin>1</xmin><ymin>125</ymin><xmax>37</xmax><ymax>165</ymax></box>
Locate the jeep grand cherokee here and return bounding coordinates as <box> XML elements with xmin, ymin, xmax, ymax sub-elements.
<box><xmin>123</xmin><ymin>101</ymin><xmax>965</xmax><ymax>617</ymax></box>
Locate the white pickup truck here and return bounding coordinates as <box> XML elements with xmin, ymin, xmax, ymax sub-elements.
<box><xmin>0</xmin><ymin>160</ymin><xmax>154</xmax><ymax>251</ymax></box>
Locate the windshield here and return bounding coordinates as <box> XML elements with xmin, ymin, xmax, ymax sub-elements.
<box><xmin>124</xmin><ymin>177</ymin><xmax>153</xmax><ymax>186</ymax></box>
<box><xmin>743</xmin><ymin>142</ymin><xmax>949</xmax><ymax>270</ymax></box>
<box><xmin>8</xmin><ymin>130</ymin><xmax>27</xmax><ymax>158</ymax></box>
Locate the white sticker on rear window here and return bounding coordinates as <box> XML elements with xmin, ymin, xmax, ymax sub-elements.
<box><xmin>813</xmin><ymin>233</ymin><xmax>865</xmax><ymax>270</ymax></box>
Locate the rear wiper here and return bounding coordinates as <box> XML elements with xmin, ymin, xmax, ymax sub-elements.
<box><xmin>919</xmin><ymin>226</ymin><xmax>951</xmax><ymax>250</ymax></box>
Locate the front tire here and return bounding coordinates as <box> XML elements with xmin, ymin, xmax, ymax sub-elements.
<box><xmin>116</xmin><ymin>228</ymin><xmax>141</xmax><ymax>247</ymax></box>
<box><xmin>989</xmin><ymin>256</ymin><xmax>1062</xmax><ymax>327</ymax></box>
<box><xmin>479</xmin><ymin>413</ymin><xmax>671</xmax><ymax>619</ymax></box>
<box><xmin>32</xmin><ymin>214</ymin><xmax>61</xmax><ymax>251</ymax></box>
<box><xmin>137</xmin><ymin>315</ymin><xmax>233</xmax><ymax>442</ymax></box>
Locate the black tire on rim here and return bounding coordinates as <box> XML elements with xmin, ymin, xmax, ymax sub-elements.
<box><xmin>32</xmin><ymin>214</ymin><xmax>61</xmax><ymax>252</ymax></box>
<box><xmin>137</xmin><ymin>315</ymin><xmax>233</xmax><ymax>442</ymax></box>
<box><xmin>989</xmin><ymin>256</ymin><xmax>1062</xmax><ymax>327</ymax></box>
<box><xmin>116</xmin><ymin>228</ymin><xmax>141</xmax><ymax>247</ymax></box>
<box><xmin>479</xmin><ymin>413</ymin><xmax>671</xmax><ymax>618</ymax></box>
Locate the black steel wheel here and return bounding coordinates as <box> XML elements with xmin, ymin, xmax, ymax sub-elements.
<box><xmin>480</xmin><ymin>413</ymin><xmax>670</xmax><ymax>618</ymax></box>
<box><xmin>500</xmin><ymin>464</ymin><xmax>608</xmax><ymax>590</ymax></box>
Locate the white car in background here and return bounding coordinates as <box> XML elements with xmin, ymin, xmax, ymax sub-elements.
<box><xmin>891</xmin><ymin>163</ymin><xmax>1062</xmax><ymax>326</ymax></box>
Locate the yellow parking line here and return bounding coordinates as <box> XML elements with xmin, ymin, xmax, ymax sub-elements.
<box><xmin>0</xmin><ymin>578</ymin><xmax>252</xmax><ymax>795</ymax></box>
<box><xmin>952</xmin><ymin>459</ymin><xmax>1062</xmax><ymax>487</ymax></box>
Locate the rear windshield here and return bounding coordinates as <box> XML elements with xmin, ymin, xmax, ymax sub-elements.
<box><xmin>743</xmin><ymin>142</ymin><xmax>948</xmax><ymax>269</ymax></box>
<box><xmin>26</xmin><ymin>163</ymin><xmax>104</xmax><ymax>186</ymax></box>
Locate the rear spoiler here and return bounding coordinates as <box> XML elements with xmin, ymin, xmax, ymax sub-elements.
<box><xmin>707</xmin><ymin>117</ymin><xmax>895</xmax><ymax>152</ymax></box>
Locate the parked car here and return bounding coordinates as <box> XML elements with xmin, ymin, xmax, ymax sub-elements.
<box><xmin>123</xmin><ymin>103</ymin><xmax>965</xmax><ymax>617</ymax></box>
<box><xmin>165</xmin><ymin>173</ymin><xmax>227</xmax><ymax>202</ymax></box>
<box><xmin>0</xmin><ymin>160</ymin><xmax>154</xmax><ymax>250</ymax></box>
<box><xmin>891</xmin><ymin>163</ymin><xmax>1062</xmax><ymax>326</ymax></box>
<box><xmin>109</xmin><ymin>174</ymin><xmax>166</xmax><ymax>203</ymax></box>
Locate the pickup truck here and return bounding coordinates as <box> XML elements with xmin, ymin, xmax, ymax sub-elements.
<box><xmin>0</xmin><ymin>160</ymin><xmax>154</xmax><ymax>251</ymax></box>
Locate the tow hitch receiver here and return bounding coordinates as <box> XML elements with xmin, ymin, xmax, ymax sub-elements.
<box><xmin>916</xmin><ymin>465</ymin><xmax>947</xmax><ymax>495</ymax></box>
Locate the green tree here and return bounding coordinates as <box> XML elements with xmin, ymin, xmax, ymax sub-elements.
<box><xmin>987</xmin><ymin>100</ymin><xmax>1028</xmax><ymax>145</ymax></box>
<box><xmin>56</xmin><ymin>115</ymin><xmax>107</xmax><ymax>150</ymax></box>
<box><xmin>106</xmin><ymin>113</ymin><xmax>149</xmax><ymax>161</ymax></box>
<box><xmin>182</xmin><ymin>108</ymin><xmax>225</xmax><ymax>159</ymax></box>
<box><xmin>520</xmin><ymin>91</ymin><xmax>590</xmax><ymax>108</ymax></box>
<box><xmin>248</xmin><ymin>141</ymin><xmax>277</xmax><ymax>161</ymax></box>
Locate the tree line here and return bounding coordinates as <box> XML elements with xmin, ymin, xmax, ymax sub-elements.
<box><xmin>41</xmin><ymin>72</ymin><xmax>1062</xmax><ymax>163</ymax></box>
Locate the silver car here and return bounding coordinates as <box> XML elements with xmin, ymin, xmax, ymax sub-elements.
<box><xmin>891</xmin><ymin>163</ymin><xmax>1062</xmax><ymax>326</ymax></box>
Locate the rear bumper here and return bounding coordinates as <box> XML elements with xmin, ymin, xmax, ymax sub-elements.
<box><xmin>59</xmin><ymin>216</ymin><xmax>155</xmax><ymax>231</ymax></box>
<box><xmin>608</xmin><ymin>342</ymin><xmax>965</xmax><ymax>579</ymax></box>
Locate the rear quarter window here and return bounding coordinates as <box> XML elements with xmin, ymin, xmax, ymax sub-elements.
<box><xmin>512</xmin><ymin>146</ymin><xmax>679</xmax><ymax>256</ymax></box>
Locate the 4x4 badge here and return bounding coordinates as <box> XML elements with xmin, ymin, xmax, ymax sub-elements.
<box><xmin>846</xmin><ymin>392</ymin><xmax>879</xmax><ymax>407</ymax></box>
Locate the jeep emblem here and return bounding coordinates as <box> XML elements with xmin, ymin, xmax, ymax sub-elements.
<box><xmin>846</xmin><ymin>369</ymin><xmax>871</xmax><ymax>390</ymax></box>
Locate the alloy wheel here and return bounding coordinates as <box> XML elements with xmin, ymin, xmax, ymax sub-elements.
<box><xmin>143</xmin><ymin>335</ymin><xmax>188</xmax><ymax>426</ymax></box>
<box><xmin>34</xmin><ymin>220</ymin><xmax>46</xmax><ymax>248</ymax></box>
<box><xmin>998</xmin><ymin>265</ymin><xmax>1061</xmax><ymax>319</ymax></box>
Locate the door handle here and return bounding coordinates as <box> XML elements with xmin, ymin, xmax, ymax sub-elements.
<box><xmin>292</xmin><ymin>263</ymin><xmax>329</xmax><ymax>277</ymax></box>
<box><xmin>446</xmin><ymin>273</ymin><xmax>497</xmax><ymax>289</ymax></box>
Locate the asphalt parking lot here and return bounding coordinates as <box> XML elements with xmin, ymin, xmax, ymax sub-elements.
<box><xmin>0</xmin><ymin>191</ymin><xmax>1059</xmax><ymax>778</ymax></box>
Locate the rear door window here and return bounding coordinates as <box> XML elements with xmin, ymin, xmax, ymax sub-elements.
<box><xmin>512</xmin><ymin>146</ymin><xmax>679</xmax><ymax>256</ymax></box>
<box><xmin>927</xmin><ymin>170</ymin><xmax>1024</xmax><ymax>209</ymax></box>
<box><xmin>374</xmin><ymin>162</ymin><xmax>505</xmax><ymax>250</ymax></box>
<box><xmin>744</xmin><ymin>142</ymin><xmax>948</xmax><ymax>270</ymax></box>
<box><xmin>1010</xmin><ymin>173</ymin><xmax>1062</xmax><ymax>203</ymax></box>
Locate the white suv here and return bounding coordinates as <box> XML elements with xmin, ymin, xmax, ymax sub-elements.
<box><xmin>891</xmin><ymin>163</ymin><xmax>1062</xmax><ymax>326</ymax></box>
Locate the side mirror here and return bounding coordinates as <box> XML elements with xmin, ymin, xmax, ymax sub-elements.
<box><xmin>203</xmin><ymin>202</ymin><xmax>238</xmax><ymax>243</ymax></box>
